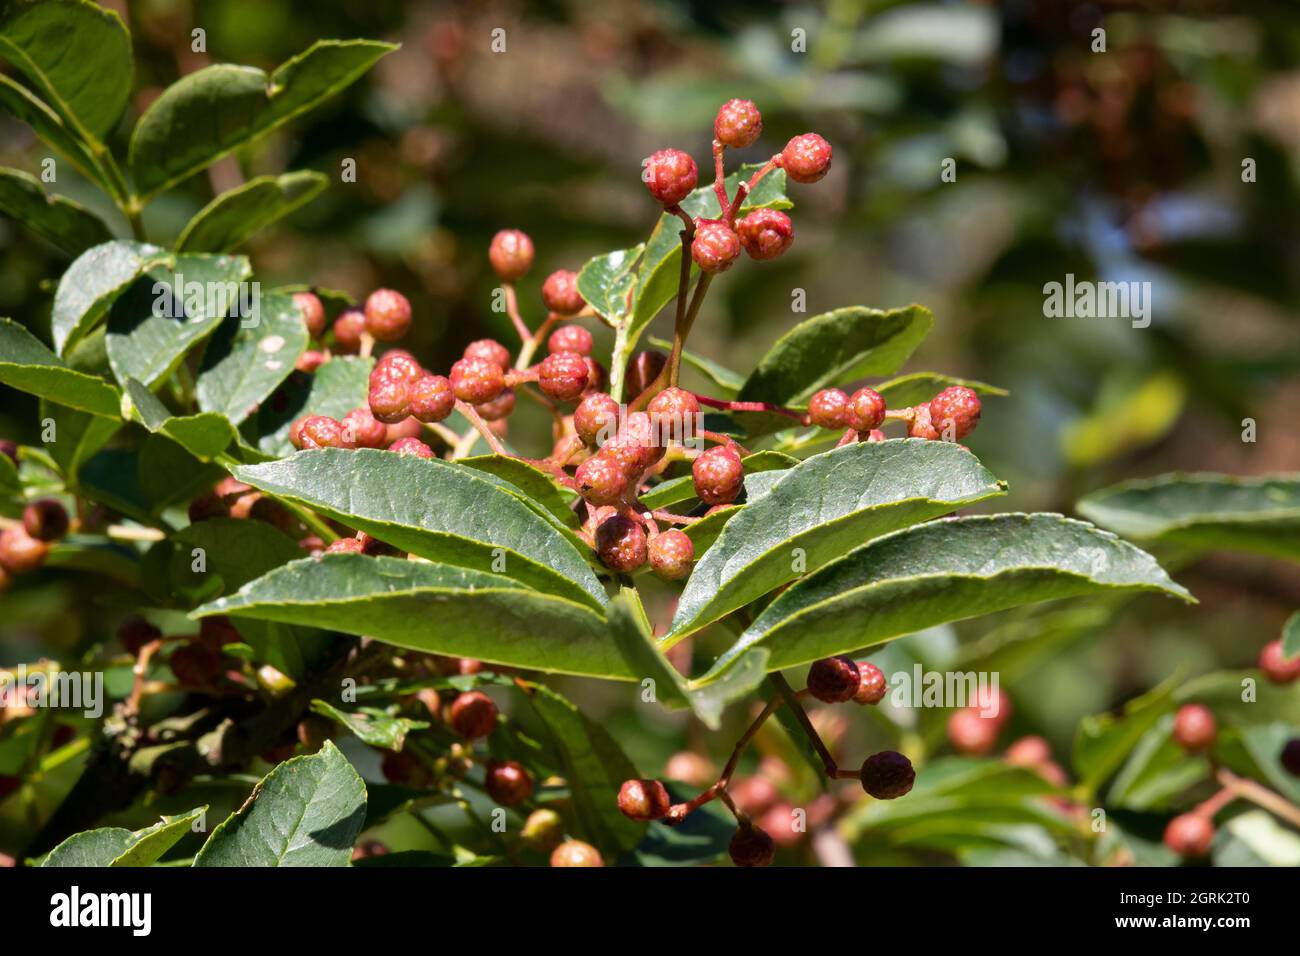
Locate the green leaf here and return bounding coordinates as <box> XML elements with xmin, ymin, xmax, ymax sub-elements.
<box><xmin>705</xmin><ymin>513</ymin><xmax>1193</xmax><ymax>682</ymax></box>
<box><xmin>0</xmin><ymin>168</ymin><xmax>112</xmax><ymax>255</ymax></box>
<box><xmin>231</xmin><ymin>449</ymin><xmax>607</xmax><ymax>608</ymax></box>
<box><xmin>458</xmin><ymin>454</ymin><xmax>580</xmax><ymax>528</ymax></box>
<box><xmin>40</xmin><ymin>807</ymin><xmax>206</xmax><ymax>867</ymax></box>
<box><xmin>41</xmin><ymin>401</ymin><xmax>120</xmax><ymax>478</ymax></box>
<box><xmin>639</xmin><ymin>450</ymin><xmax>797</xmax><ymax>511</ymax></box>
<box><xmin>0</xmin><ymin>75</ymin><xmax>108</xmax><ymax>190</ymax></box>
<box><xmin>576</xmin><ymin>244</ymin><xmax>643</xmax><ymax>322</ymax></box>
<box><xmin>1077</xmin><ymin>473</ymin><xmax>1300</xmax><ymax>562</ymax></box>
<box><xmin>176</xmin><ymin>171</ymin><xmax>328</xmax><ymax>253</ymax></box>
<box><xmin>668</xmin><ymin>440</ymin><xmax>1006</xmax><ymax>640</ymax></box>
<box><xmin>247</xmin><ymin>355</ymin><xmax>372</xmax><ymax>457</ymax></box>
<box><xmin>196</xmin><ymin>293</ymin><xmax>308</xmax><ymax>426</ymax></box>
<box><xmin>122</xmin><ymin>379</ymin><xmax>235</xmax><ymax>460</ymax></box>
<box><xmin>310</xmin><ymin>700</ymin><xmax>428</xmax><ymax>751</ymax></box>
<box><xmin>1283</xmin><ymin>611</ymin><xmax>1300</xmax><ymax>662</ymax></box>
<box><xmin>194</xmin><ymin>741</ymin><xmax>365</xmax><ymax>867</ymax></box>
<box><xmin>874</xmin><ymin>371</ymin><xmax>1008</xmax><ymax>409</ymax></box>
<box><xmin>105</xmin><ymin>254</ymin><xmax>253</xmax><ymax>387</ymax></box>
<box><xmin>1073</xmin><ymin>676</ymin><xmax>1180</xmax><ymax>792</ymax></box>
<box><xmin>129</xmin><ymin>40</ymin><xmax>397</xmax><ymax>201</ymax></box>
<box><xmin>738</xmin><ymin>305</ymin><xmax>934</xmax><ymax>406</ymax></box>
<box><xmin>136</xmin><ymin>433</ymin><xmax>223</xmax><ymax>512</ymax></box>
<box><xmin>194</xmin><ymin>555</ymin><xmax>633</xmax><ymax>681</ymax></box>
<box><xmin>0</xmin><ymin>317</ymin><xmax>119</xmax><ymax>417</ymax></box>
<box><xmin>1106</xmin><ymin>716</ymin><xmax>1209</xmax><ymax>811</ymax></box>
<box><xmin>521</xmin><ymin>681</ymin><xmax>645</xmax><ymax>856</ymax></box>
<box><xmin>649</xmin><ymin>337</ymin><xmax>744</xmax><ymax>393</ymax></box>
<box><xmin>0</xmin><ymin>0</ymin><xmax>131</xmax><ymax>141</ymax></box>
<box><xmin>52</xmin><ymin>240</ymin><xmax>167</xmax><ymax>356</ymax></box>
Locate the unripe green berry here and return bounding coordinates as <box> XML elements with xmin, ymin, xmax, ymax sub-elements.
<box><xmin>847</xmin><ymin>387</ymin><xmax>886</xmax><ymax>432</ymax></box>
<box><xmin>489</xmin><ymin>229</ymin><xmax>534</xmax><ymax>281</ymax></box>
<box><xmin>807</xmin><ymin>388</ymin><xmax>850</xmax><ymax>430</ymax></box>
<box><xmin>781</xmin><ymin>133</ymin><xmax>833</xmax><ymax>184</ymax></box>
<box><xmin>736</xmin><ymin>208</ymin><xmax>793</xmax><ymax>260</ymax></box>
<box><xmin>292</xmin><ymin>291</ymin><xmax>326</xmax><ymax>338</ymax></box>
<box><xmin>541</xmin><ymin>270</ymin><xmax>585</xmax><ymax>315</ymax></box>
<box><xmin>595</xmin><ymin>513</ymin><xmax>648</xmax><ymax>572</ymax></box>
<box><xmin>547</xmin><ymin>324</ymin><xmax>593</xmax><ymax>356</ymax></box>
<box><xmin>648</xmin><ymin>529</ymin><xmax>694</xmax><ymax>581</ymax></box>
<box><xmin>714</xmin><ymin>98</ymin><xmax>763</xmax><ymax>149</ymax></box>
<box><xmin>617</xmin><ymin>778</ymin><xmax>672</xmax><ymax>821</ymax></box>
<box><xmin>860</xmin><ymin>750</ymin><xmax>915</xmax><ymax>800</ymax></box>
<box><xmin>364</xmin><ymin>288</ymin><xmax>412</xmax><ymax>342</ymax></box>
<box><xmin>807</xmin><ymin>655</ymin><xmax>860</xmax><ymax>703</ymax></box>
<box><xmin>691</xmin><ymin>219</ymin><xmax>741</xmax><ymax>273</ymax></box>
<box><xmin>538</xmin><ymin>351</ymin><xmax>590</xmax><ymax>402</ymax></box>
<box><xmin>409</xmin><ymin>374</ymin><xmax>455</xmax><ymax>423</ymax></box>
<box><xmin>692</xmin><ymin>444</ymin><xmax>744</xmax><ymax>505</ymax></box>
<box><xmin>450</xmin><ymin>357</ymin><xmax>506</xmax><ymax>405</ymax></box>
<box><xmin>643</xmin><ymin>148</ymin><xmax>698</xmax><ymax>207</ymax></box>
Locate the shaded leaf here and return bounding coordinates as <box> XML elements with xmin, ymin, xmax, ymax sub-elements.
<box><xmin>52</xmin><ymin>240</ymin><xmax>166</xmax><ymax>355</ymax></box>
<box><xmin>0</xmin><ymin>317</ymin><xmax>119</xmax><ymax>417</ymax></box>
<box><xmin>40</xmin><ymin>807</ymin><xmax>205</xmax><ymax>867</ymax></box>
<box><xmin>176</xmin><ymin>171</ymin><xmax>328</xmax><ymax>253</ymax></box>
<box><xmin>310</xmin><ymin>700</ymin><xmax>428</xmax><ymax>751</ymax></box>
<box><xmin>0</xmin><ymin>75</ymin><xmax>108</xmax><ymax>190</ymax></box>
<box><xmin>122</xmin><ymin>378</ymin><xmax>235</xmax><ymax>460</ymax></box>
<box><xmin>576</xmin><ymin>244</ymin><xmax>642</xmax><ymax>322</ymax></box>
<box><xmin>246</xmin><ymin>355</ymin><xmax>372</xmax><ymax>457</ymax></box>
<box><xmin>196</xmin><ymin>292</ymin><xmax>308</xmax><ymax>426</ymax></box>
<box><xmin>0</xmin><ymin>167</ymin><xmax>112</xmax><ymax>254</ymax></box>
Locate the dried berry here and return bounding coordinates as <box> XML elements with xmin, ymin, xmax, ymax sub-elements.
<box><xmin>1281</xmin><ymin>738</ymin><xmax>1300</xmax><ymax>778</ymax></box>
<box><xmin>118</xmin><ymin>615</ymin><xmax>162</xmax><ymax>656</ymax></box>
<box><xmin>728</xmin><ymin>824</ymin><xmax>775</xmax><ymax>867</ymax></box>
<box><xmin>860</xmin><ymin>750</ymin><xmax>915</xmax><ymax>800</ymax></box>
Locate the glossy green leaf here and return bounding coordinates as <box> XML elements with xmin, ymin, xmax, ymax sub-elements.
<box><xmin>0</xmin><ymin>167</ymin><xmax>112</xmax><ymax>254</ymax></box>
<box><xmin>52</xmin><ymin>240</ymin><xmax>166</xmax><ymax>355</ymax></box>
<box><xmin>106</xmin><ymin>254</ymin><xmax>253</xmax><ymax>387</ymax></box>
<box><xmin>231</xmin><ymin>449</ymin><xmax>607</xmax><ymax>608</ymax></box>
<box><xmin>1283</xmin><ymin>611</ymin><xmax>1300</xmax><ymax>662</ymax></box>
<box><xmin>40</xmin><ymin>401</ymin><xmax>119</xmax><ymax>478</ymax></box>
<box><xmin>874</xmin><ymin>371</ymin><xmax>1008</xmax><ymax>409</ymax></box>
<box><xmin>705</xmin><ymin>513</ymin><xmax>1193</xmax><ymax>681</ymax></box>
<box><xmin>669</xmin><ymin>440</ymin><xmax>1007</xmax><ymax>640</ymax></box>
<box><xmin>576</xmin><ymin>244</ymin><xmax>643</xmax><ymax>322</ymax></box>
<box><xmin>310</xmin><ymin>700</ymin><xmax>428</xmax><ymax>751</ymax></box>
<box><xmin>0</xmin><ymin>0</ymin><xmax>131</xmax><ymax>141</ymax></box>
<box><xmin>194</xmin><ymin>741</ymin><xmax>365</xmax><ymax>867</ymax></box>
<box><xmin>176</xmin><ymin>171</ymin><xmax>328</xmax><ymax>253</ymax></box>
<box><xmin>1106</xmin><ymin>716</ymin><xmax>1209</xmax><ymax>811</ymax></box>
<box><xmin>247</xmin><ymin>355</ymin><xmax>372</xmax><ymax>457</ymax></box>
<box><xmin>109</xmin><ymin>807</ymin><xmax>207</xmax><ymax>867</ymax></box>
<box><xmin>1078</xmin><ymin>473</ymin><xmax>1300</xmax><ymax>562</ymax></box>
<box><xmin>122</xmin><ymin>379</ymin><xmax>235</xmax><ymax>460</ymax></box>
<box><xmin>458</xmin><ymin>454</ymin><xmax>580</xmax><ymax>528</ymax></box>
<box><xmin>0</xmin><ymin>317</ymin><xmax>119</xmax><ymax>417</ymax></box>
<box><xmin>194</xmin><ymin>555</ymin><xmax>632</xmax><ymax>681</ymax></box>
<box><xmin>0</xmin><ymin>75</ymin><xmax>108</xmax><ymax>189</ymax></box>
<box><xmin>130</xmin><ymin>41</ymin><xmax>397</xmax><ymax>200</ymax></box>
<box><xmin>40</xmin><ymin>807</ymin><xmax>205</xmax><ymax>867</ymax></box>
<box><xmin>648</xmin><ymin>337</ymin><xmax>744</xmax><ymax>393</ymax></box>
<box><xmin>1073</xmin><ymin>676</ymin><xmax>1180</xmax><ymax>792</ymax></box>
<box><xmin>196</xmin><ymin>293</ymin><xmax>309</xmax><ymax>425</ymax></box>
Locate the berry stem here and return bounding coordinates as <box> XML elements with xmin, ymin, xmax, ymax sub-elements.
<box><xmin>454</xmin><ymin>401</ymin><xmax>510</xmax><ymax>457</ymax></box>
<box><xmin>691</xmin><ymin>393</ymin><xmax>807</xmax><ymax>422</ymax></box>
<box><xmin>502</xmin><ymin>284</ymin><xmax>533</xmax><ymax>345</ymax></box>
<box><xmin>666</xmin><ymin>272</ymin><xmax>713</xmax><ymax>389</ymax></box>
<box><xmin>1215</xmin><ymin>767</ymin><xmax>1300</xmax><ymax>828</ymax></box>
<box><xmin>768</xmin><ymin>673</ymin><xmax>841</xmax><ymax>778</ymax></box>
<box><xmin>514</xmin><ymin>312</ymin><xmax>561</xmax><ymax>371</ymax></box>
<box><xmin>711</xmin><ymin>139</ymin><xmax>730</xmax><ymax>213</ymax></box>
<box><xmin>420</xmin><ymin>421</ymin><xmax>462</xmax><ymax>449</ymax></box>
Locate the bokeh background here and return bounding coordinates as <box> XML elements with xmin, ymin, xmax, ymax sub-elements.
<box><xmin>3</xmin><ymin>0</ymin><xmax>1299</xmax><ymax>864</ymax></box>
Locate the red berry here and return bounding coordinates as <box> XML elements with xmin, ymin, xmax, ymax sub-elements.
<box><xmin>730</xmin><ymin>775</ymin><xmax>779</xmax><ymax>817</ymax></box>
<box><xmin>714</xmin><ymin>98</ymin><xmax>763</xmax><ymax>149</ymax></box>
<box><xmin>1172</xmin><ymin>703</ymin><xmax>1217</xmax><ymax>754</ymax></box>
<box><xmin>169</xmin><ymin>641</ymin><xmax>223</xmax><ymax>687</ymax></box>
<box><xmin>648</xmin><ymin>529</ymin><xmax>694</xmax><ymax>581</ymax></box>
<box><xmin>489</xmin><ymin>229</ymin><xmax>534</xmax><ymax>281</ymax></box>
<box><xmin>847</xmin><ymin>388</ymin><xmax>886</xmax><ymax>432</ymax></box>
<box><xmin>198</xmin><ymin>616</ymin><xmax>241</xmax><ymax>650</ymax></box>
<box><xmin>781</xmin><ymin>133</ymin><xmax>832</xmax><ymax>184</ymax></box>
<box><xmin>604</xmin><ymin>411</ymin><xmax>664</xmax><ymax>477</ymax></box>
<box><xmin>947</xmin><ymin>708</ymin><xmax>1000</xmax><ymax>756</ymax></box>
<box><xmin>368</xmin><ymin>377</ymin><xmax>412</xmax><ymax>425</ymax></box>
<box><xmin>617</xmin><ymin>778</ymin><xmax>672</xmax><ymax>821</ymax></box>
<box><xmin>332</xmin><ymin>307</ymin><xmax>366</xmax><ymax>354</ymax></box>
<box><xmin>463</xmin><ymin>338</ymin><xmax>512</xmax><ymax>370</ymax></box>
<box><xmin>1164</xmin><ymin>813</ymin><xmax>1214</xmax><ymax>858</ymax></box>
<box><xmin>409</xmin><ymin>374</ymin><xmax>455</xmax><ymax>423</ymax></box>
<box><xmin>973</xmin><ymin>686</ymin><xmax>1012</xmax><ymax>725</ymax></box>
<box><xmin>325</xmin><ymin>537</ymin><xmax>365</xmax><ymax>554</ymax></box>
<box><xmin>389</xmin><ymin>437</ymin><xmax>434</xmax><ymax>458</ymax></box>
<box><xmin>295</xmin><ymin>349</ymin><xmax>328</xmax><ymax>373</ymax></box>
<box><xmin>341</xmin><ymin>407</ymin><xmax>387</xmax><ymax>449</ymax></box>
<box><xmin>647</xmin><ymin>387</ymin><xmax>700</xmax><ymax>442</ymax></box>
<box><xmin>728</xmin><ymin>824</ymin><xmax>775</xmax><ymax>867</ymax></box>
<box><xmin>550</xmin><ymin>840</ymin><xmax>603</xmax><ymax>867</ymax></box>
<box><xmin>450</xmin><ymin>357</ymin><xmax>506</xmax><ymax>405</ymax></box>
<box><xmin>583</xmin><ymin>356</ymin><xmax>607</xmax><ymax>394</ymax></box>
<box><xmin>541</xmin><ymin>270</ymin><xmax>585</xmax><ymax>315</ymax></box>
<box><xmin>293</xmin><ymin>291</ymin><xmax>326</xmax><ymax>338</ymax></box>
<box><xmin>1005</xmin><ymin>735</ymin><xmax>1052</xmax><ymax>768</ymax></box>
<box><xmin>449</xmin><ymin>690</ymin><xmax>498</xmax><ymax>739</ymax></box>
<box><xmin>298</xmin><ymin>415</ymin><xmax>345</xmax><ymax>449</ymax></box>
<box><xmin>475</xmin><ymin>389</ymin><xmax>516</xmax><ymax>421</ymax></box>
<box><xmin>538</xmin><ymin>351</ymin><xmax>590</xmax><ymax>402</ymax></box>
<box><xmin>118</xmin><ymin>615</ymin><xmax>162</xmax><ymax>655</ymax></box>
<box><xmin>364</xmin><ymin>288</ymin><xmax>412</xmax><ymax>342</ymax></box>
<box><xmin>1281</xmin><ymin>739</ymin><xmax>1300</xmax><ymax>777</ymax></box>
<box><xmin>664</xmin><ymin>751</ymin><xmax>716</xmax><ymax>788</ymax></box>
<box><xmin>908</xmin><ymin>403</ymin><xmax>940</xmax><ymax>440</ymax></box>
<box><xmin>0</xmin><ymin>527</ymin><xmax>48</xmax><ymax>574</ymax></box>
<box><xmin>595</xmin><ymin>513</ymin><xmax>648</xmax><ymax>572</ymax></box>
<box><xmin>547</xmin><ymin>324</ymin><xmax>593</xmax><ymax>356</ymax></box>
<box><xmin>853</xmin><ymin>661</ymin><xmax>888</xmax><ymax>705</ymax></box>
<box><xmin>574</xmin><ymin>392</ymin><xmax>621</xmax><ymax>447</ymax></box>
<box><xmin>736</xmin><ymin>209</ymin><xmax>794</xmax><ymax>261</ymax></box>
<box><xmin>643</xmin><ymin>148</ymin><xmax>698</xmax><ymax>207</ymax></box>
<box><xmin>691</xmin><ymin>219</ymin><xmax>741</xmax><ymax>273</ymax></box>
<box><xmin>860</xmin><ymin>750</ymin><xmax>915</xmax><ymax>800</ymax></box>
<box><xmin>575</xmin><ymin>454</ymin><xmax>629</xmax><ymax>506</ymax></box>
<box><xmin>929</xmin><ymin>386</ymin><xmax>981</xmax><ymax>440</ymax></box>
<box><xmin>22</xmin><ymin>499</ymin><xmax>69</xmax><ymax>542</ymax></box>
<box><xmin>807</xmin><ymin>656</ymin><xmax>860</xmax><ymax>703</ymax></box>
<box><xmin>807</xmin><ymin>388</ymin><xmax>850</xmax><ymax>430</ymax></box>
<box><xmin>1259</xmin><ymin>640</ymin><xmax>1300</xmax><ymax>684</ymax></box>
<box><xmin>484</xmin><ymin>760</ymin><xmax>534</xmax><ymax>806</ymax></box>
<box><xmin>381</xmin><ymin>750</ymin><xmax>432</xmax><ymax>788</ymax></box>
<box><xmin>692</xmin><ymin>444</ymin><xmax>744</xmax><ymax>505</ymax></box>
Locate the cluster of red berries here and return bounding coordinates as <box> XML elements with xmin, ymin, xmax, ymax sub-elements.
<box><xmin>805</xmin><ymin>383</ymin><xmax>982</xmax><ymax>445</ymax></box>
<box><xmin>0</xmin><ymin>481</ymin><xmax>69</xmax><ymax>590</ymax></box>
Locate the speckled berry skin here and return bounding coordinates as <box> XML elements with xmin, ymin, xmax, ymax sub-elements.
<box><xmin>1281</xmin><ymin>739</ymin><xmax>1300</xmax><ymax>777</ymax></box>
<box><xmin>649</xmin><ymin>529</ymin><xmax>694</xmax><ymax>580</ymax></box>
<box><xmin>808</xmin><ymin>388</ymin><xmax>850</xmax><ymax>430</ymax></box>
<box><xmin>728</xmin><ymin>825</ymin><xmax>776</xmax><ymax>867</ymax></box>
<box><xmin>714</xmin><ymin>98</ymin><xmax>763</xmax><ymax>149</ymax></box>
<box><xmin>781</xmin><ymin>133</ymin><xmax>832</xmax><ymax>184</ymax></box>
<box><xmin>22</xmin><ymin>499</ymin><xmax>68</xmax><ymax>542</ymax></box>
<box><xmin>575</xmin><ymin>454</ymin><xmax>629</xmax><ymax>506</ymax></box>
<box><xmin>1164</xmin><ymin>813</ymin><xmax>1214</xmax><ymax>857</ymax></box>
<box><xmin>292</xmin><ymin>291</ymin><xmax>326</xmax><ymax>338</ymax></box>
<box><xmin>595</xmin><ymin>513</ymin><xmax>648</xmax><ymax>572</ymax></box>
<box><xmin>691</xmin><ymin>219</ymin><xmax>741</xmax><ymax>273</ymax></box>
<box><xmin>847</xmin><ymin>388</ymin><xmax>886</xmax><ymax>432</ymax></box>
<box><xmin>298</xmin><ymin>416</ymin><xmax>345</xmax><ymax>449</ymax></box>
<box><xmin>547</xmin><ymin>324</ymin><xmax>593</xmax><ymax>356</ymax></box>
<box><xmin>947</xmin><ymin>708</ymin><xmax>1000</xmax><ymax>756</ymax></box>
<box><xmin>860</xmin><ymin>750</ymin><xmax>915</xmax><ymax>800</ymax></box>
<box><xmin>373</xmin><ymin>350</ymin><xmax>424</xmax><ymax>384</ymax></box>
<box><xmin>643</xmin><ymin>148</ymin><xmax>699</xmax><ymax>206</ymax></box>
<box><xmin>541</xmin><ymin>270</ymin><xmax>586</xmax><ymax>315</ymax></box>
<box><xmin>489</xmin><ymin>229</ymin><xmax>534</xmax><ymax>281</ymax></box>
<box><xmin>574</xmin><ymin>392</ymin><xmax>621</xmax><ymax>447</ymax></box>
<box><xmin>368</xmin><ymin>377</ymin><xmax>412</xmax><ymax>425</ymax></box>
<box><xmin>475</xmin><ymin>389</ymin><xmax>516</xmax><ymax>421</ymax></box>
<box><xmin>908</xmin><ymin>403</ymin><xmax>940</xmax><ymax>440</ymax></box>
<box><xmin>647</xmin><ymin>387</ymin><xmax>700</xmax><ymax>442</ymax></box>
<box><xmin>539</xmin><ymin>351</ymin><xmax>590</xmax><ymax>402</ymax></box>
<box><xmin>1259</xmin><ymin>640</ymin><xmax>1300</xmax><ymax>684</ymax></box>
<box><xmin>484</xmin><ymin>760</ymin><xmax>534</xmax><ymax>806</ymax></box>
<box><xmin>449</xmin><ymin>690</ymin><xmax>498</xmax><ymax>740</ymax></box>
<box><xmin>693</xmin><ymin>444</ymin><xmax>744</xmax><ymax>505</ymax></box>
<box><xmin>450</xmin><ymin>356</ymin><xmax>507</xmax><ymax>405</ymax></box>
<box><xmin>929</xmin><ymin>386</ymin><xmax>981</xmax><ymax>440</ymax></box>
<box><xmin>853</xmin><ymin>661</ymin><xmax>888</xmax><ymax>705</ymax></box>
<box><xmin>332</xmin><ymin>307</ymin><xmax>366</xmax><ymax>354</ymax></box>
<box><xmin>341</xmin><ymin>407</ymin><xmax>387</xmax><ymax>449</ymax></box>
<box><xmin>364</xmin><ymin>288</ymin><xmax>413</xmax><ymax>342</ymax></box>
<box><xmin>325</xmin><ymin>537</ymin><xmax>365</xmax><ymax>554</ymax></box>
<box><xmin>463</xmin><ymin>338</ymin><xmax>511</xmax><ymax>370</ymax></box>
<box><xmin>409</xmin><ymin>374</ymin><xmax>455</xmax><ymax>423</ymax></box>
<box><xmin>388</xmin><ymin>437</ymin><xmax>434</xmax><ymax>458</ymax></box>
<box><xmin>1172</xmin><ymin>703</ymin><xmax>1217</xmax><ymax>753</ymax></box>
<box><xmin>807</xmin><ymin>656</ymin><xmax>861</xmax><ymax>703</ymax></box>
<box><xmin>550</xmin><ymin>839</ymin><xmax>603</xmax><ymax>867</ymax></box>
<box><xmin>617</xmin><ymin>779</ymin><xmax>672</xmax><ymax>821</ymax></box>
<box><xmin>604</xmin><ymin>412</ymin><xmax>664</xmax><ymax>477</ymax></box>
<box><xmin>736</xmin><ymin>209</ymin><xmax>793</xmax><ymax>261</ymax></box>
